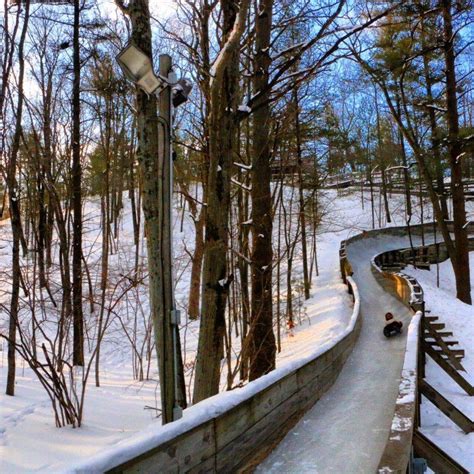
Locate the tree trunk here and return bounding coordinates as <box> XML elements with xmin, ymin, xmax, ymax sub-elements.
<box><xmin>420</xmin><ymin>15</ymin><xmax>449</xmax><ymax>221</ymax></box>
<box><xmin>72</xmin><ymin>0</ymin><xmax>84</xmax><ymax>366</ymax></box>
<box><xmin>95</xmin><ymin>95</ymin><xmax>111</xmax><ymax>387</ymax></box>
<box><xmin>188</xmin><ymin>209</ymin><xmax>205</xmax><ymax>320</ymax></box>
<box><xmin>193</xmin><ymin>0</ymin><xmax>249</xmax><ymax>402</ymax></box>
<box><xmin>6</xmin><ymin>0</ymin><xmax>30</xmax><ymax>396</ymax></box>
<box><xmin>294</xmin><ymin>87</ymin><xmax>310</xmax><ymax>300</ymax></box>
<box><xmin>442</xmin><ymin>0</ymin><xmax>471</xmax><ymax>304</ymax></box>
<box><xmin>248</xmin><ymin>0</ymin><xmax>276</xmax><ymax>381</ymax></box>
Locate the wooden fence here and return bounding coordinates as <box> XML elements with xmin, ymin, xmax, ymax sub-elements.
<box><xmin>87</xmin><ymin>279</ymin><xmax>361</xmax><ymax>473</ymax></box>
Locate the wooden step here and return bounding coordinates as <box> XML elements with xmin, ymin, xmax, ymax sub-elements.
<box><xmin>441</xmin><ymin>354</ymin><xmax>464</xmax><ymax>361</ymax></box>
<box><xmin>425</xmin><ymin>316</ymin><xmax>439</xmax><ymax>322</ymax></box>
<box><xmin>430</xmin><ymin>331</ymin><xmax>453</xmax><ymax>338</ymax></box>
<box><xmin>426</xmin><ymin>340</ymin><xmax>459</xmax><ymax>347</ymax></box>
<box><xmin>429</xmin><ymin>323</ymin><xmax>446</xmax><ymax>331</ymax></box>
<box><xmin>423</xmin><ymin>343</ymin><xmax>471</xmax><ymax>391</ymax></box>
<box><xmin>434</xmin><ymin>349</ymin><xmax>464</xmax><ymax>357</ymax></box>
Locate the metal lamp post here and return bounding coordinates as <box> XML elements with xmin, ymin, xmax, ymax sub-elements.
<box><xmin>117</xmin><ymin>43</ymin><xmax>191</xmax><ymax>422</ymax></box>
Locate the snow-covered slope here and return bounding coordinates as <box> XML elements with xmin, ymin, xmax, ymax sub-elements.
<box><xmin>0</xmin><ymin>188</ymin><xmax>391</xmax><ymax>472</ymax></box>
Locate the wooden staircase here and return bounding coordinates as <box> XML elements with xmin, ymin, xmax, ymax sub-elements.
<box><xmin>414</xmin><ymin>312</ymin><xmax>474</xmax><ymax>472</ymax></box>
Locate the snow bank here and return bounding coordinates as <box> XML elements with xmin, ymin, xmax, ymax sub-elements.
<box><xmin>376</xmin><ymin>297</ymin><xmax>421</xmax><ymax>471</ymax></box>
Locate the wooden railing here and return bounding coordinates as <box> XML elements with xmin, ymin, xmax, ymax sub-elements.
<box><xmin>73</xmin><ymin>222</ymin><xmax>471</xmax><ymax>474</ymax></box>
<box><xmin>74</xmin><ymin>276</ymin><xmax>361</xmax><ymax>473</ymax></box>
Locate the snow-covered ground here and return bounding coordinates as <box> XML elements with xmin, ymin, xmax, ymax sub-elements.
<box><xmin>405</xmin><ymin>258</ymin><xmax>474</xmax><ymax>472</ymax></box>
<box><xmin>0</xmin><ymin>187</ymin><xmax>376</xmax><ymax>472</ymax></box>
<box><xmin>1</xmin><ymin>186</ymin><xmax>472</xmax><ymax>472</ymax></box>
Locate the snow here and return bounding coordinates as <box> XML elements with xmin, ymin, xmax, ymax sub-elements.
<box><xmin>1</xmin><ymin>186</ymin><xmax>472</xmax><ymax>472</ymax></box>
<box><xmin>70</xmin><ymin>191</ymin><xmax>365</xmax><ymax>472</ymax></box>
<box><xmin>237</xmin><ymin>105</ymin><xmax>251</xmax><ymax>114</ymax></box>
<box><xmin>233</xmin><ymin>161</ymin><xmax>252</xmax><ymax>171</ymax></box>
<box><xmin>395</xmin><ymin>311</ymin><xmax>421</xmax><ymax>407</ymax></box>
<box><xmin>0</xmin><ymin>188</ymin><xmax>368</xmax><ymax>472</ymax></box>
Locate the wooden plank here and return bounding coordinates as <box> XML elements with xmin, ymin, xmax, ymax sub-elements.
<box><xmin>429</xmin><ymin>322</ymin><xmax>446</xmax><ymax>331</ymax></box>
<box><xmin>413</xmin><ymin>430</ymin><xmax>468</xmax><ymax>474</ymax></box>
<box><xmin>188</xmin><ymin>456</ymin><xmax>216</xmax><ymax>474</ymax></box>
<box><xmin>423</xmin><ymin>342</ymin><xmax>474</xmax><ymax>395</ymax></box>
<box><xmin>425</xmin><ymin>316</ymin><xmax>439</xmax><ymax>322</ymax></box>
<box><xmin>424</xmin><ymin>324</ymin><xmax>464</xmax><ymax>370</ymax></box>
<box><xmin>434</xmin><ymin>348</ymin><xmax>464</xmax><ymax>357</ymax></box>
<box><xmin>214</xmin><ymin>398</ymin><xmax>254</xmax><ymax>451</ymax></box>
<box><xmin>216</xmin><ymin>372</ymin><xmax>299</xmax><ymax>451</ymax></box>
<box><xmin>252</xmin><ymin>372</ymin><xmax>299</xmax><ymax>421</ymax></box>
<box><xmin>426</xmin><ymin>340</ymin><xmax>458</xmax><ymax>346</ymax></box>
<box><xmin>297</xmin><ymin>373</ymin><xmax>324</xmax><ymax>413</ymax></box>
<box><xmin>296</xmin><ymin>348</ymin><xmax>334</xmax><ymax>389</ymax></box>
<box><xmin>109</xmin><ymin>420</ymin><xmax>216</xmax><ymax>474</ymax></box>
<box><xmin>426</xmin><ymin>331</ymin><xmax>453</xmax><ymax>338</ymax></box>
<box><xmin>216</xmin><ymin>388</ymin><xmax>303</xmax><ymax>473</ymax></box>
<box><xmin>420</xmin><ymin>380</ymin><xmax>474</xmax><ymax>434</ymax></box>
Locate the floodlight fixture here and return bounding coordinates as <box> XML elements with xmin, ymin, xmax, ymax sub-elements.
<box><xmin>173</xmin><ymin>78</ymin><xmax>193</xmax><ymax>108</ymax></box>
<box><xmin>116</xmin><ymin>43</ymin><xmax>167</xmax><ymax>95</ymax></box>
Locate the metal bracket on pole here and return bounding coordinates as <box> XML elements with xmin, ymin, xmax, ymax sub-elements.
<box><xmin>171</xmin><ymin>309</ymin><xmax>181</xmax><ymax>326</ymax></box>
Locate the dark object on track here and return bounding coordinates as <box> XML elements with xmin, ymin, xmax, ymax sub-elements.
<box><xmin>384</xmin><ymin>320</ymin><xmax>403</xmax><ymax>338</ymax></box>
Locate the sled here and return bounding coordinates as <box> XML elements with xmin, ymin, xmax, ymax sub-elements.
<box><xmin>383</xmin><ymin>321</ymin><xmax>403</xmax><ymax>338</ymax></box>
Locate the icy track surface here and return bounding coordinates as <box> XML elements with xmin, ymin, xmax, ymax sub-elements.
<box><xmin>258</xmin><ymin>233</ymin><xmax>432</xmax><ymax>474</ymax></box>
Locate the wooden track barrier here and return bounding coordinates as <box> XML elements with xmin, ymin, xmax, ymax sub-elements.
<box><xmin>75</xmin><ymin>275</ymin><xmax>362</xmax><ymax>472</ymax></box>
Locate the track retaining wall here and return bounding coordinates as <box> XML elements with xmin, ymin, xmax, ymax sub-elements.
<box><xmin>74</xmin><ymin>283</ymin><xmax>361</xmax><ymax>473</ymax></box>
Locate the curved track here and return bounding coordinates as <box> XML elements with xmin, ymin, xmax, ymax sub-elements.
<box><xmin>258</xmin><ymin>232</ymin><xmax>433</xmax><ymax>473</ymax></box>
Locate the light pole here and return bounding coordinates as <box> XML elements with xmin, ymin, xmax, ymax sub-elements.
<box><xmin>117</xmin><ymin>43</ymin><xmax>191</xmax><ymax>422</ymax></box>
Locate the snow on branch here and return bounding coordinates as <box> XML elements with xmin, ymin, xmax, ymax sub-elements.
<box><xmin>209</xmin><ymin>0</ymin><xmax>250</xmax><ymax>89</ymax></box>
<box><xmin>231</xmin><ymin>177</ymin><xmax>252</xmax><ymax>192</ymax></box>
<box><xmin>233</xmin><ymin>161</ymin><xmax>252</xmax><ymax>170</ymax></box>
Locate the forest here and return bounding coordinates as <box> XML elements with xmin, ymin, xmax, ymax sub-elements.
<box><xmin>0</xmin><ymin>0</ymin><xmax>473</xmax><ymax>471</ymax></box>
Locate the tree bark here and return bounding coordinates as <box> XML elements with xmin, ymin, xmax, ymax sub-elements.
<box><xmin>72</xmin><ymin>0</ymin><xmax>84</xmax><ymax>366</ymax></box>
<box><xmin>294</xmin><ymin>87</ymin><xmax>310</xmax><ymax>300</ymax></box>
<box><xmin>6</xmin><ymin>0</ymin><xmax>30</xmax><ymax>396</ymax></box>
<box><xmin>420</xmin><ymin>14</ymin><xmax>449</xmax><ymax>221</ymax></box>
<box><xmin>193</xmin><ymin>0</ymin><xmax>249</xmax><ymax>402</ymax></box>
<box><xmin>248</xmin><ymin>0</ymin><xmax>276</xmax><ymax>381</ymax></box>
<box><xmin>442</xmin><ymin>0</ymin><xmax>471</xmax><ymax>304</ymax></box>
